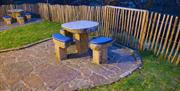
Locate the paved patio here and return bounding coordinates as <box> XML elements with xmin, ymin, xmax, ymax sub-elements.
<box><xmin>0</xmin><ymin>18</ymin><xmax>42</xmax><ymax>32</ymax></box>
<box><xmin>0</xmin><ymin>40</ymin><xmax>142</xmax><ymax>91</ymax></box>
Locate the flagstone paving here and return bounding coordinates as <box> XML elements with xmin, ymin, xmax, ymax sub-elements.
<box><xmin>0</xmin><ymin>40</ymin><xmax>142</xmax><ymax>91</ymax></box>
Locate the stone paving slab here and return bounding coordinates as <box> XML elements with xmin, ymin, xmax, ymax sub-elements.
<box><xmin>0</xmin><ymin>40</ymin><xmax>142</xmax><ymax>91</ymax></box>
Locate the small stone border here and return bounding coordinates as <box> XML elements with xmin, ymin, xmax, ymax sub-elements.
<box><xmin>0</xmin><ymin>38</ymin><xmax>52</xmax><ymax>53</ymax></box>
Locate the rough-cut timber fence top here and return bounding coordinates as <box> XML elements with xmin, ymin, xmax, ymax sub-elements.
<box><xmin>0</xmin><ymin>4</ymin><xmax>179</xmax><ymax>65</ymax></box>
<box><xmin>107</xmin><ymin>6</ymin><xmax>147</xmax><ymax>12</ymax></box>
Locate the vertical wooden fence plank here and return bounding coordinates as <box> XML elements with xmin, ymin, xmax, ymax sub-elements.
<box><xmin>165</xmin><ymin>17</ymin><xmax>179</xmax><ymax>60</ymax></box>
<box><xmin>147</xmin><ymin>13</ymin><xmax>157</xmax><ymax>49</ymax></box>
<box><xmin>160</xmin><ymin>16</ymin><xmax>173</xmax><ymax>56</ymax></box>
<box><xmin>154</xmin><ymin>15</ymin><xmax>166</xmax><ymax>53</ymax></box>
<box><xmin>133</xmin><ymin>11</ymin><xmax>140</xmax><ymax>48</ymax></box>
<box><xmin>136</xmin><ymin>11</ymin><xmax>143</xmax><ymax>49</ymax></box>
<box><xmin>114</xmin><ymin>8</ymin><xmax>120</xmax><ymax>39</ymax></box>
<box><xmin>170</xmin><ymin>22</ymin><xmax>180</xmax><ymax>63</ymax></box>
<box><xmin>157</xmin><ymin>15</ymin><xmax>170</xmax><ymax>55</ymax></box>
<box><xmin>128</xmin><ymin>10</ymin><xmax>133</xmax><ymax>46</ymax></box>
<box><xmin>123</xmin><ymin>10</ymin><xmax>128</xmax><ymax>45</ymax></box>
<box><xmin>168</xmin><ymin>22</ymin><xmax>180</xmax><ymax>61</ymax></box>
<box><xmin>139</xmin><ymin>11</ymin><xmax>149</xmax><ymax>50</ymax></box>
<box><xmin>151</xmin><ymin>13</ymin><xmax>161</xmax><ymax>50</ymax></box>
<box><xmin>144</xmin><ymin>12</ymin><xmax>153</xmax><ymax>50</ymax></box>
<box><xmin>175</xmin><ymin>55</ymin><xmax>180</xmax><ymax>65</ymax></box>
<box><xmin>121</xmin><ymin>9</ymin><xmax>125</xmax><ymax>43</ymax></box>
<box><xmin>125</xmin><ymin>10</ymin><xmax>131</xmax><ymax>46</ymax></box>
<box><xmin>130</xmin><ymin>11</ymin><xmax>137</xmax><ymax>48</ymax></box>
<box><xmin>172</xmin><ymin>42</ymin><xmax>180</xmax><ymax>64</ymax></box>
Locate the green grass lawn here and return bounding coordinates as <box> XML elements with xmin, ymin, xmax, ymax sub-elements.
<box><xmin>0</xmin><ymin>21</ymin><xmax>61</xmax><ymax>50</ymax></box>
<box><xmin>82</xmin><ymin>51</ymin><xmax>180</xmax><ymax>91</ymax></box>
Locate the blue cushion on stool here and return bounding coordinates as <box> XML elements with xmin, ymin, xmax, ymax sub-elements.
<box><xmin>90</xmin><ymin>37</ymin><xmax>113</xmax><ymax>44</ymax></box>
<box><xmin>52</xmin><ymin>33</ymin><xmax>73</xmax><ymax>43</ymax></box>
<box><xmin>24</xmin><ymin>12</ymin><xmax>31</xmax><ymax>15</ymax></box>
<box><xmin>3</xmin><ymin>16</ymin><xmax>11</xmax><ymax>18</ymax></box>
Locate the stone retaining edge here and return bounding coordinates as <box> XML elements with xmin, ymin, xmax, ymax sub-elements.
<box><xmin>0</xmin><ymin>38</ymin><xmax>52</xmax><ymax>53</ymax></box>
<box><xmin>83</xmin><ymin>60</ymin><xmax>143</xmax><ymax>90</ymax></box>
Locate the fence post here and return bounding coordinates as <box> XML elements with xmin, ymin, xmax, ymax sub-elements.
<box><xmin>139</xmin><ymin>11</ymin><xmax>149</xmax><ymax>51</ymax></box>
<box><xmin>47</xmin><ymin>4</ymin><xmax>52</xmax><ymax>21</ymax></box>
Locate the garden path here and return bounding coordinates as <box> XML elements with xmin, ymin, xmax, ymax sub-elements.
<box><xmin>0</xmin><ymin>40</ymin><xmax>142</xmax><ymax>91</ymax></box>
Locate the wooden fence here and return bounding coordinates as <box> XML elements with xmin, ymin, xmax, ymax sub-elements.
<box><xmin>0</xmin><ymin>4</ymin><xmax>179</xmax><ymax>64</ymax></box>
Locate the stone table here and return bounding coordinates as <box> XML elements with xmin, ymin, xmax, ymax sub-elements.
<box><xmin>62</xmin><ymin>20</ymin><xmax>99</xmax><ymax>54</ymax></box>
<box><xmin>8</xmin><ymin>9</ymin><xmax>24</xmax><ymax>19</ymax></box>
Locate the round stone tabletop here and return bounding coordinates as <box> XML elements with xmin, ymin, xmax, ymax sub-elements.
<box><xmin>61</xmin><ymin>20</ymin><xmax>99</xmax><ymax>33</ymax></box>
<box><xmin>8</xmin><ymin>9</ymin><xmax>24</xmax><ymax>13</ymax></box>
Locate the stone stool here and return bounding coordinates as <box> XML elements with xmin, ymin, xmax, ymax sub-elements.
<box><xmin>89</xmin><ymin>37</ymin><xmax>113</xmax><ymax>64</ymax></box>
<box><xmin>24</xmin><ymin>13</ymin><xmax>31</xmax><ymax>21</ymax></box>
<box><xmin>2</xmin><ymin>16</ymin><xmax>12</xmax><ymax>25</ymax></box>
<box><xmin>16</xmin><ymin>16</ymin><xmax>25</xmax><ymax>25</ymax></box>
<box><xmin>52</xmin><ymin>33</ymin><xmax>73</xmax><ymax>63</ymax></box>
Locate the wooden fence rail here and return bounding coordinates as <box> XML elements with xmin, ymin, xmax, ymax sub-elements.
<box><xmin>0</xmin><ymin>4</ymin><xmax>179</xmax><ymax>64</ymax></box>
